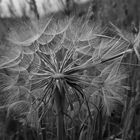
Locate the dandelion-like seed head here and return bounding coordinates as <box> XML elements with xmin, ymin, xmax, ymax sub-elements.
<box><xmin>0</xmin><ymin>13</ymin><xmax>130</xmax><ymax>125</ymax></box>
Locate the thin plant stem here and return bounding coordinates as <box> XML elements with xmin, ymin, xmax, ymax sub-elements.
<box><xmin>54</xmin><ymin>86</ymin><xmax>66</xmax><ymax>140</ymax></box>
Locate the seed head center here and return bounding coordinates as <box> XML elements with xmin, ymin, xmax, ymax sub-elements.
<box><xmin>53</xmin><ymin>73</ymin><xmax>64</xmax><ymax>79</ymax></box>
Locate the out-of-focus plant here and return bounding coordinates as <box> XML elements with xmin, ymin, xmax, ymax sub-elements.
<box><xmin>0</xmin><ymin>0</ymin><xmax>91</xmax><ymax>18</ymax></box>
<box><xmin>0</xmin><ymin>11</ymin><xmax>133</xmax><ymax>140</ymax></box>
<box><xmin>107</xmin><ymin>23</ymin><xmax>140</xmax><ymax>140</ymax></box>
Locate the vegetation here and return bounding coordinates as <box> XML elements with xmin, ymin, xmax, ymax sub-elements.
<box><xmin>0</xmin><ymin>1</ymin><xmax>140</xmax><ymax>140</ymax></box>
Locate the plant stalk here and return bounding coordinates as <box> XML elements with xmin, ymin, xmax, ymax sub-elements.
<box><xmin>54</xmin><ymin>86</ymin><xmax>66</xmax><ymax>140</ymax></box>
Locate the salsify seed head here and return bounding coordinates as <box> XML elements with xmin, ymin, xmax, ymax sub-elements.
<box><xmin>0</xmin><ymin>12</ymin><xmax>130</xmax><ymax>124</ymax></box>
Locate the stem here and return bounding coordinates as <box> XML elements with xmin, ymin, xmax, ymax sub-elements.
<box><xmin>98</xmin><ymin>97</ymin><xmax>103</xmax><ymax>140</ymax></box>
<box><xmin>54</xmin><ymin>86</ymin><xmax>66</xmax><ymax>140</ymax></box>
